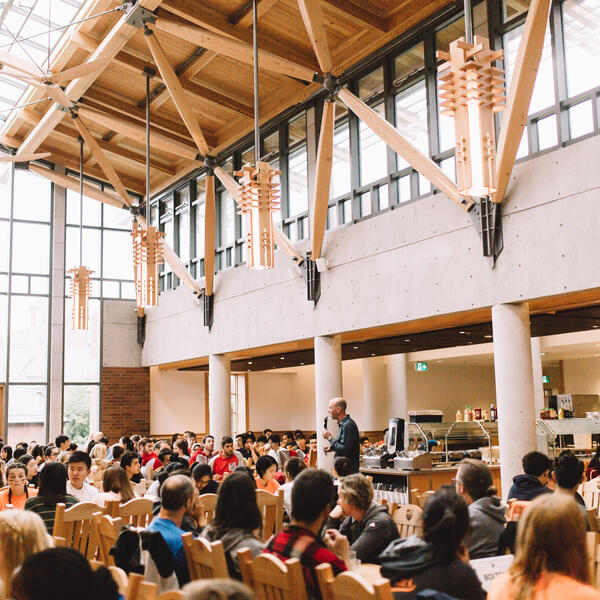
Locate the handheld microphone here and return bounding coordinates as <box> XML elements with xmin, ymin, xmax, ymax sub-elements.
<box><xmin>323</xmin><ymin>416</ymin><xmax>328</xmax><ymax>429</ymax></box>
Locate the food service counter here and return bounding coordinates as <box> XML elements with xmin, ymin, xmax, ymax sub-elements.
<box><xmin>360</xmin><ymin>463</ymin><xmax>502</xmax><ymax>505</ymax></box>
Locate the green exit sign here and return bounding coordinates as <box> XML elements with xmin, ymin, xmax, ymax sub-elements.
<box><xmin>542</xmin><ymin>375</ymin><xmax>550</xmax><ymax>384</ymax></box>
<box><xmin>415</xmin><ymin>362</ymin><xmax>428</xmax><ymax>372</ymax></box>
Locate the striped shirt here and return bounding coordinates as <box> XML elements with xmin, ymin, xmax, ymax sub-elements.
<box><xmin>25</xmin><ymin>495</ymin><xmax>79</xmax><ymax>534</ymax></box>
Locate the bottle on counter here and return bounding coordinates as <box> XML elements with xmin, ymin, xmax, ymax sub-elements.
<box><xmin>464</xmin><ymin>405</ymin><xmax>470</xmax><ymax>422</ymax></box>
<box><xmin>474</xmin><ymin>407</ymin><xmax>482</xmax><ymax>421</ymax></box>
<box><xmin>482</xmin><ymin>409</ymin><xmax>489</xmax><ymax>421</ymax></box>
<box><xmin>490</xmin><ymin>404</ymin><xmax>496</xmax><ymax>422</ymax></box>
<box><xmin>456</xmin><ymin>409</ymin><xmax>463</xmax><ymax>422</ymax></box>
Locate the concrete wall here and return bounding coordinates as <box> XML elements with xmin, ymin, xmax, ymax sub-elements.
<box><xmin>564</xmin><ymin>359</ymin><xmax>600</xmax><ymax>396</ymax></box>
<box><xmin>103</xmin><ymin>300</ymin><xmax>141</xmax><ymax>368</ymax></box>
<box><xmin>142</xmin><ymin>136</ymin><xmax>600</xmax><ymax>366</ymax></box>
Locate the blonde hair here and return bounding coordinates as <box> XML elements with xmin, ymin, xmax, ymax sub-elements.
<box><xmin>102</xmin><ymin>466</ymin><xmax>135</xmax><ymax>503</ymax></box>
<box><xmin>339</xmin><ymin>473</ymin><xmax>373</xmax><ymax>511</ymax></box>
<box><xmin>0</xmin><ymin>510</ymin><xmax>50</xmax><ymax>597</ymax></box>
<box><xmin>509</xmin><ymin>493</ymin><xmax>590</xmax><ymax>600</ymax></box>
<box><xmin>90</xmin><ymin>443</ymin><xmax>107</xmax><ymax>461</ymax></box>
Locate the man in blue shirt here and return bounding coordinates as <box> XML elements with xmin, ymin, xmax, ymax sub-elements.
<box><xmin>146</xmin><ymin>474</ymin><xmax>194</xmax><ymax>585</ymax></box>
<box><xmin>322</xmin><ymin>398</ymin><xmax>360</xmax><ymax>473</ymax></box>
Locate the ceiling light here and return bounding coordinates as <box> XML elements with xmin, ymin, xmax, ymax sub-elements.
<box><xmin>437</xmin><ymin>360</ymin><xmax>443</xmax><ymax>363</ymax></box>
<box><xmin>594</xmin><ymin>325</ymin><xmax>599</xmax><ymax>329</ymax></box>
<box><xmin>353</xmin><ymin>346</ymin><xmax>359</xmax><ymax>349</ymax></box>
<box><xmin>404</xmin><ymin>339</ymin><xmax>410</xmax><ymax>342</ymax></box>
<box><xmin>541</xmin><ymin>352</ymin><xmax>546</xmax><ymax>356</ymax></box>
<box><xmin>300</xmin><ymin>362</ymin><xmax>304</xmax><ymax>365</ymax></box>
<box><xmin>459</xmin><ymin>331</ymin><xmax>466</xmax><ymax>334</ymax></box>
<box><xmin>280</xmin><ymin>356</ymin><xmax>285</xmax><ymax>360</ymax></box>
<box><xmin>248</xmin><ymin>361</ymin><xmax>252</xmax><ymax>365</ymax></box>
<box><xmin>371</xmin><ymin>353</ymin><xmax>376</xmax><ymax>356</ymax></box>
<box><xmin>484</xmin><ymin>335</ymin><xmax>492</xmax><ymax>339</ymax></box>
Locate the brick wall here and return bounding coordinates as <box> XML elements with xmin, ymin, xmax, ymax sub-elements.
<box><xmin>100</xmin><ymin>367</ymin><xmax>150</xmax><ymax>443</ymax></box>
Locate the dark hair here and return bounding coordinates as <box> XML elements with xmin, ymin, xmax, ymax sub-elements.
<box><xmin>13</xmin><ymin>447</ymin><xmax>26</xmax><ymax>461</ymax></box>
<box><xmin>294</xmin><ymin>430</ymin><xmax>304</xmax><ymax>437</ymax></box>
<box><xmin>68</xmin><ymin>450</ymin><xmax>92</xmax><ymax>471</ymax></box>
<box><xmin>165</xmin><ymin>461</ymin><xmax>191</xmax><ymax>476</ymax></box>
<box><xmin>234</xmin><ymin>466</ymin><xmax>256</xmax><ymax>483</ymax></box>
<box><xmin>256</xmin><ymin>435</ymin><xmax>267</xmax><ymax>444</ymax></box>
<box><xmin>294</xmin><ymin>432</ymin><xmax>306</xmax><ymax>441</ymax></box>
<box><xmin>291</xmin><ymin>469</ymin><xmax>334</xmax><ymax>523</ymax></box>
<box><xmin>333</xmin><ymin>457</ymin><xmax>352</xmax><ymax>478</ymax></box>
<box><xmin>423</xmin><ymin>485</ymin><xmax>470</xmax><ymax>563</ymax></box>
<box><xmin>589</xmin><ymin>447</ymin><xmax>600</xmax><ymax>474</ymax></box>
<box><xmin>31</xmin><ymin>445</ymin><xmax>43</xmax><ymax>460</ymax></box>
<box><xmin>120</xmin><ymin>451</ymin><xmax>139</xmax><ymax>470</ymax></box>
<box><xmin>202</xmin><ymin>435</ymin><xmax>214</xmax><ymax>444</ymax></box>
<box><xmin>184</xmin><ymin>431</ymin><xmax>196</xmax><ymax>438</ymax></box>
<box><xmin>221</xmin><ymin>436</ymin><xmax>233</xmax><ymax>447</ymax></box>
<box><xmin>359</xmin><ymin>436</ymin><xmax>370</xmax><ymax>444</ymax></box>
<box><xmin>1</xmin><ymin>444</ymin><xmax>12</xmax><ymax>460</ymax></box>
<box><xmin>457</xmin><ymin>459</ymin><xmax>496</xmax><ymax>500</ymax></box>
<box><xmin>158</xmin><ymin>448</ymin><xmax>174</xmax><ymax>462</ymax></box>
<box><xmin>283</xmin><ymin>432</ymin><xmax>293</xmax><ymax>439</ymax></box>
<box><xmin>120</xmin><ymin>436</ymin><xmax>134</xmax><ymax>452</ymax></box>
<box><xmin>270</xmin><ymin>433</ymin><xmax>281</xmax><ymax>445</ymax></box>
<box><xmin>554</xmin><ymin>450</ymin><xmax>584</xmax><ymax>489</ymax></box>
<box><xmin>174</xmin><ymin>439</ymin><xmax>190</xmax><ymax>456</ymax></box>
<box><xmin>10</xmin><ymin>547</ymin><xmax>118</xmax><ymax>600</ymax></box>
<box><xmin>99</xmin><ymin>437</ymin><xmax>109</xmax><ymax>446</ymax></box>
<box><xmin>213</xmin><ymin>472</ymin><xmax>262</xmax><ymax>533</ymax></box>
<box><xmin>309</xmin><ymin>433</ymin><xmax>317</xmax><ymax>441</ymax></box>
<box><xmin>192</xmin><ymin>463</ymin><xmax>212</xmax><ymax>482</ymax></box>
<box><xmin>68</xmin><ymin>442</ymin><xmax>77</xmax><ymax>452</ymax></box>
<box><xmin>263</xmin><ymin>428</ymin><xmax>272</xmax><ymax>435</ymax></box>
<box><xmin>242</xmin><ymin>434</ymin><xmax>253</xmax><ymax>445</ymax></box>
<box><xmin>131</xmin><ymin>435</ymin><xmax>141</xmax><ymax>443</ymax></box>
<box><xmin>171</xmin><ymin>433</ymin><xmax>181</xmax><ymax>445</ymax></box>
<box><xmin>111</xmin><ymin>445</ymin><xmax>124</xmax><ymax>462</ymax></box>
<box><xmin>86</xmin><ymin>440</ymin><xmax>96</xmax><ymax>455</ymax></box>
<box><xmin>160</xmin><ymin>474</ymin><xmax>194</xmax><ymax>511</ymax></box>
<box><xmin>284</xmin><ymin>457</ymin><xmax>307</xmax><ymax>480</ymax></box>
<box><xmin>55</xmin><ymin>435</ymin><xmax>69</xmax><ymax>447</ymax></box>
<box><xmin>44</xmin><ymin>445</ymin><xmax>57</xmax><ymax>458</ymax></box>
<box><xmin>256</xmin><ymin>455</ymin><xmax>277</xmax><ymax>478</ymax></box>
<box><xmin>18</xmin><ymin>453</ymin><xmax>35</xmax><ymax>468</ymax></box>
<box><xmin>38</xmin><ymin>462</ymin><xmax>68</xmax><ymax>507</ymax></box>
<box><xmin>245</xmin><ymin>431</ymin><xmax>256</xmax><ymax>442</ymax></box>
<box><xmin>522</xmin><ymin>451</ymin><xmax>551</xmax><ymax>477</ymax></box>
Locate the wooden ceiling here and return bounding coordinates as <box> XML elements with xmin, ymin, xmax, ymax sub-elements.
<box><xmin>0</xmin><ymin>0</ymin><xmax>454</xmax><ymax>199</ymax></box>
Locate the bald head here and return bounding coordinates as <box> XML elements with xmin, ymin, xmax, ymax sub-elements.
<box><xmin>160</xmin><ymin>474</ymin><xmax>194</xmax><ymax>511</ymax></box>
<box><xmin>328</xmin><ymin>397</ymin><xmax>347</xmax><ymax>422</ymax></box>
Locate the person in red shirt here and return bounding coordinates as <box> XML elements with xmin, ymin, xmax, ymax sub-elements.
<box><xmin>209</xmin><ymin>436</ymin><xmax>242</xmax><ymax>481</ymax></box>
<box><xmin>139</xmin><ymin>438</ymin><xmax>162</xmax><ymax>470</ymax></box>
<box><xmin>189</xmin><ymin>435</ymin><xmax>218</xmax><ymax>467</ymax></box>
<box><xmin>265</xmin><ymin>469</ymin><xmax>348</xmax><ymax>599</ymax></box>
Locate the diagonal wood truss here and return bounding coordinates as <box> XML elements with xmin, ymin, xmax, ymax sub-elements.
<box><xmin>0</xmin><ymin>0</ymin><xmax>551</xmax><ymax>306</ymax></box>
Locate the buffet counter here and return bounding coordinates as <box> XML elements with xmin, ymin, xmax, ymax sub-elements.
<box><xmin>360</xmin><ymin>463</ymin><xmax>502</xmax><ymax>504</ymax></box>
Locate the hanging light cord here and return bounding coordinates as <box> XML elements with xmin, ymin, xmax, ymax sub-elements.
<box><xmin>145</xmin><ymin>71</ymin><xmax>150</xmax><ymax>225</ymax></box>
<box><xmin>464</xmin><ymin>0</ymin><xmax>473</xmax><ymax>45</ymax></box>
<box><xmin>253</xmin><ymin>0</ymin><xmax>260</xmax><ymax>161</ymax></box>
<box><xmin>79</xmin><ymin>136</ymin><xmax>83</xmax><ymax>266</ymax></box>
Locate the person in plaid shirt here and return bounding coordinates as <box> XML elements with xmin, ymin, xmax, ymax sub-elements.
<box><xmin>264</xmin><ymin>469</ymin><xmax>349</xmax><ymax>599</ymax></box>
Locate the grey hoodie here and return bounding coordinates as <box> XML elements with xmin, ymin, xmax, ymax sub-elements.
<box><xmin>465</xmin><ymin>495</ymin><xmax>506</xmax><ymax>559</ymax></box>
<box><xmin>200</xmin><ymin>525</ymin><xmax>264</xmax><ymax>579</ymax></box>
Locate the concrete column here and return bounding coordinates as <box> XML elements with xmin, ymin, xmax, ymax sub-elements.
<box><xmin>48</xmin><ymin>170</ymin><xmax>66</xmax><ymax>443</ymax></box>
<box><xmin>387</xmin><ymin>353</ymin><xmax>409</xmax><ymax>421</ymax></box>
<box><xmin>362</xmin><ymin>356</ymin><xmax>387</xmax><ymax>431</ymax></box>
<box><xmin>209</xmin><ymin>354</ymin><xmax>231</xmax><ymax>444</ymax></box>
<box><xmin>531</xmin><ymin>337</ymin><xmax>545</xmax><ymax>418</ymax></box>
<box><xmin>492</xmin><ymin>303</ymin><xmax>537</xmax><ymax>500</ymax></box>
<box><xmin>315</xmin><ymin>334</ymin><xmax>342</xmax><ymax>472</ymax></box>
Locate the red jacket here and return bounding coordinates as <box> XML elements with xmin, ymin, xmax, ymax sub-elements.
<box><xmin>141</xmin><ymin>452</ymin><xmax>162</xmax><ymax>468</ymax></box>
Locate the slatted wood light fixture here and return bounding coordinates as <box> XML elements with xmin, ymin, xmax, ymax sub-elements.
<box><xmin>69</xmin><ymin>138</ymin><xmax>93</xmax><ymax>330</ymax></box>
<box><xmin>233</xmin><ymin>0</ymin><xmax>280</xmax><ymax>270</ymax></box>
<box><xmin>131</xmin><ymin>69</ymin><xmax>164</xmax><ymax>309</ymax></box>
<box><xmin>437</xmin><ymin>1</ymin><xmax>506</xmax><ymax>198</ymax></box>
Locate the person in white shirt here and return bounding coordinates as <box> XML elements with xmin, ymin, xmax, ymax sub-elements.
<box><xmin>266</xmin><ymin>433</ymin><xmax>284</xmax><ymax>469</ymax></box>
<box><xmin>66</xmin><ymin>451</ymin><xmax>97</xmax><ymax>502</ymax></box>
<box><xmin>279</xmin><ymin>457</ymin><xmax>307</xmax><ymax>519</ymax></box>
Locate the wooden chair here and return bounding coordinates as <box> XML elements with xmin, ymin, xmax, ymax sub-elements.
<box><xmin>125</xmin><ymin>573</ymin><xmax>158</xmax><ymax>600</ymax></box>
<box><xmin>181</xmin><ymin>532</ymin><xmax>229</xmax><ymax>581</ymax></box>
<box><xmin>587</xmin><ymin>532</ymin><xmax>600</xmax><ymax>588</ymax></box>
<box><xmin>507</xmin><ymin>500</ymin><xmax>530</xmax><ymax>522</ymax></box>
<box><xmin>256</xmin><ymin>489</ymin><xmax>284</xmax><ymax>542</ymax></box>
<box><xmin>308</xmin><ymin>449</ymin><xmax>317</xmax><ymax>468</ymax></box>
<box><xmin>196</xmin><ymin>493</ymin><xmax>218</xmax><ymax>526</ymax></box>
<box><xmin>588</xmin><ymin>508</ymin><xmax>600</xmax><ymax>533</ymax></box>
<box><xmin>416</xmin><ymin>490</ymin><xmax>434</xmax><ymax>509</ymax></box>
<box><xmin>118</xmin><ymin>497</ymin><xmax>155</xmax><ymax>527</ymax></box>
<box><xmin>53</xmin><ymin>502</ymin><xmax>102</xmax><ymax>559</ymax></box>
<box><xmin>157</xmin><ymin>592</ymin><xmax>185</xmax><ymax>600</ymax></box>
<box><xmin>316</xmin><ymin>563</ymin><xmax>394</xmax><ymax>600</ymax></box>
<box><xmin>93</xmin><ymin>512</ymin><xmax>123</xmax><ymax>566</ymax></box>
<box><xmin>238</xmin><ymin>547</ymin><xmax>309</xmax><ymax>600</ymax></box>
<box><xmin>582</xmin><ymin>477</ymin><xmax>600</xmax><ymax>513</ymax></box>
<box><xmin>389</xmin><ymin>503</ymin><xmax>423</xmax><ymax>538</ymax></box>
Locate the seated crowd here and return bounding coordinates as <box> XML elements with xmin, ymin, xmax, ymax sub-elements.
<box><xmin>0</xmin><ymin>428</ymin><xmax>599</xmax><ymax>600</ymax></box>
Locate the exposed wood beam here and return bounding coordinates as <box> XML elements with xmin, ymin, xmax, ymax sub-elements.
<box><xmin>204</xmin><ymin>174</ymin><xmax>216</xmax><ymax>296</ymax></box>
<box><xmin>17</xmin><ymin>0</ymin><xmax>166</xmax><ymax>156</ymax></box>
<box><xmin>321</xmin><ymin>0</ymin><xmax>387</xmax><ymax>32</ymax></box>
<box><xmin>154</xmin><ymin>15</ymin><xmax>317</xmax><ymax>82</ymax></box>
<box><xmin>150</xmin><ymin>160</ymin><xmax>199</xmax><ymax>198</ymax></box>
<box><xmin>495</xmin><ymin>0</ymin><xmax>552</xmax><ymax>203</ymax></box>
<box><xmin>298</xmin><ymin>0</ymin><xmax>334</xmax><ymax>73</ymax></box>
<box><xmin>144</xmin><ymin>29</ymin><xmax>210</xmax><ymax>156</ymax></box>
<box><xmin>231</xmin><ymin>0</ymin><xmax>280</xmax><ymax>27</ymax></box>
<box><xmin>160</xmin><ymin>0</ymin><xmax>314</xmax><ymax>72</ymax></box>
<box><xmin>70</xmin><ymin>31</ymin><xmax>253</xmax><ymax>120</ymax></box>
<box><xmin>71</xmin><ymin>113</ymin><xmax>133</xmax><ymax>206</ymax></box>
<box><xmin>338</xmin><ymin>88</ymin><xmax>471</xmax><ymax>210</ymax></box>
<box><xmin>386</xmin><ymin>0</ymin><xmax>450</xmax><ymax>31</ymax></box>
<box><xmin>77</xmin><ymin>105</ymin><xmax>202</xmax><ymax>161</ymax></box>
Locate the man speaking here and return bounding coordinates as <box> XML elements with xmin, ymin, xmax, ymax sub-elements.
<box><xmin>322</xmin><ymin>397</ymin><xmax>360</xmax><ymax>473</ymax></box>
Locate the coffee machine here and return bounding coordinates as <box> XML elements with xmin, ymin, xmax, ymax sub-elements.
<box><xmin>379</xmin><ymin>417</ymin><xmax>405</xmax><ymax>468</ymax></box>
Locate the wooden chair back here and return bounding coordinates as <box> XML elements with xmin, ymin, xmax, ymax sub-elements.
<box><xmin>53</xmin><ymin>502</ymin><xmax>101</xmax><ymax>559</ymax></box>
<box><xmin>118</xmin><ymin>497</ymin><xmax>155</xmax><ymax>527</ymax></box>
<box><xmin>308</xmin><ymin>449</ymin><xmax>317</xmax><ymax>468</ymax></box>
<box><xmin>588</xmin><ymin>508</ymin><xmax>600</xmax><ymax>533</ymax></box>
<box><xmin>196</xmin><ymin>493</ymin><xmax>218</xmax><ymax>527</ymax></box>
<box><xmin>586</xmin><ymin>532</ymin><xmax>600</xmax><ymax>588</ymax></box>
<box><xmin>417</xmin><ymin>490</ymin><xmax>434</xmax><ymax>509</ymax></box>
<box><xmin>93</xmin><ymin>512</ymin><xmax>123</xmax><ymax>566</ymax></box>
<box><xmin>582</xmin><ymin>477</ymin><xmax>600</xmax><ymax>513</ymax></box>
<box><xmin>157</xmin><ymin>592</ymin><xmax>185</xmax><ymax>600</ymax></box>
<box><xmin>125</xmin><ymin>573</ymin><xmax>158</xmax><ymax>600</ymax></box>
<box><xmin>390</xmin><ymin>503</ymin><xmax>424</xmax><ymax>538</ymax></box>
<box><xmin>238</xmin><ymin>547</ymin><xmax>309</xmax><ymax>600</ymax></box>
<box><xmin>316</xmin><ymin>563</ymin><xmax>394</xmax><ymax>600</ymax></box>
<box><xmin>182</xmin><ymin>532</ymin><xmax>229</xmax><ymax>581</ymax></box>
<box><xmin>133</xmin><ymin>481</ymin><xmax>149</xmax><ymax>497</ymax></box>
<box><xmin>507</xmin><ymin>500</ymin><xmax>530</xmax><ymax>522</ymax></box>
<box><xmin>256</xmin><ymin>489</ymin><xmax>284</xmax><ymax>542</ymax></box>
<box><xmin>91</xmin><ymin>470</ymin><xmax>105</xmax><ymax>489</ymax></box>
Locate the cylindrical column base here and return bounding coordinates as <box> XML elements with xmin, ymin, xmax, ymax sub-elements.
<box><xmin>388</xmin><ymin>353</ymin><xmax>408</xmax><ymax>422</ymax></box>
<box><xmin>209</xmin><ymin>354</ymin><xmax>231</xmax><ymax>446</ymax></box>
<box><xmin>531</xmin><ymin>337</ymin><xmax>545</xmax><ymax>418</ymax></box>
<box><xmin>362</xmin><ymin>356</ymin><xmax>387</xmax><ymax>431</ymax></box>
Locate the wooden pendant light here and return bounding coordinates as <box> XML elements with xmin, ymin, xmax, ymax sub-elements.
<box><xmin>69</xmin><ymin>265</ymin><xmax>93</xmax><ymax>330</ymax></box>
<box><xmin>234</xmin><ymin>161</ymin><xmax>280</xmax><ymax>269</ymax></box>
<box><xmin>438</xmin><ymin>35</ymin><xmax>506</xmax><ymax>198</ymax></box>
<box><xmin>131</xmin><ymin>220</ymin><xmax>164</xmax><ymax>308</ymax></box>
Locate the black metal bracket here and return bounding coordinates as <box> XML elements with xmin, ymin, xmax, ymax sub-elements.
<box><xmin>302</xmin><ymin>252</ymin><xmax>321</xmax><ymax>305</ymax></box>
<box><xmin>468</xmin><ymin>196</ymin><xmax>504</xmax><ymax>266</ymax></box>
<box><xmin>200</xmin><ymin>292</ymin><xmax>214</xmax><ymax>329</ymax></box>
<box><xmin>203</xmin><ymin>155</ymin><xmax>217</xmax><ymax>175</ymax></box>
<box><xmin>137</xmin><ymin>312</ymin><xmax>146</xmax><ymax>346</ymax></box>
<box><xmin>125</xmin><ymin>3</ymin><xmax>156</xmax><ymax>29</ymax></box>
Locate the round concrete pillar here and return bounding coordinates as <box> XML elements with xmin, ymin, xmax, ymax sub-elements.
<box><xmin>387</xmin><ymin>353</ymin><xmax>408</xmax><ymax>422</ymax></box>
<box><xmin>362</xmin><ymin>356</ymin><xmax>387</xmax><ymax>431</ymax></box>
<box><xmin>209</xmin><ymin>354</ymin><xmax>231</xmax><ymax>445</ymax></box>
<box><xmin>314</xmin><ymin>335</ymin><xmax>343</xmax><ymax>472</ymax></box>
<box><xmin>492</xmin><ymin>303</ymin><xmax>537</xmax><ymax>499</ymax></box>
<box><xmin>531</xmin><ymin>337</ymin><xmax>545</xmax><ymax>418</ymax></box>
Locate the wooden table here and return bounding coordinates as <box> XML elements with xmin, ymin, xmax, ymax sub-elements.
<box><xmin>360</xmin><ymin>563</ymin><xmax>382</xmax><ymax>583</ymax></box>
